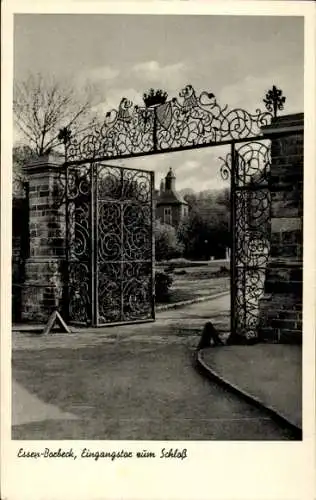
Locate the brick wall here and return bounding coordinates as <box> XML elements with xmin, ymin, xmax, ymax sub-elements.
<box><xmin>20</xmin><ymin>154</ymin><xmax>66</xmax><ymax>323</ymax></box>
<box><xmin>259</xmin><ymin>113</ymin><xmax>303</xmax><ymax>343</ymax></box>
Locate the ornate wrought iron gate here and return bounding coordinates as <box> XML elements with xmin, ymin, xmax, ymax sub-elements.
<box><xmin>61</xmin><ymin>84</ymin><xmax>287</xmax><ymax>337</ymax></box>
<box><xmin>66</xmin><ymin>162</ymin><xmax>154</xmax><ymax>326</ymax></box>
<box><xmin>230</xmin><ymin>140</ymin><xmax>271</xmax><ymax>340</ymax></box>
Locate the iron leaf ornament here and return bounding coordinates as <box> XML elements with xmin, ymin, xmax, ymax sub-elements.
<box><xmin>263</xmin><ymin>85</ymin><xmax>286</xmax><ymax>118</ymax></box>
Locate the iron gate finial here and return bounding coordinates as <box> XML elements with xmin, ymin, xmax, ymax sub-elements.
<box><xmin>263</xmin><ymin>85</ymin><xmax>286</xmax><ymax>118</ymax></box>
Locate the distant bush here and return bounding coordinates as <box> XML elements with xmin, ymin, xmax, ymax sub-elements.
<box><xmin>155</xmin><ymin>271</ymin><xmax>173</xmax><ymax>302</ymax></box>
<box><xmin>155</xmin><ymin>221</ymin><xmax>184</xmax><ymax>261</ymax></box>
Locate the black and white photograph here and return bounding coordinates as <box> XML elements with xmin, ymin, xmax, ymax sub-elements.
<box><xmin>10</xmin><ymin>11</ymin><xmax>305</xmax><ymax>444</ymax></box>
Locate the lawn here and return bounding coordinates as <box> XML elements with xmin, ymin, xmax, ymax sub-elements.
<box><xmin>156</xmin><ymin>259</ymin><xmax>230</xmax><ymax>306</ymax></box>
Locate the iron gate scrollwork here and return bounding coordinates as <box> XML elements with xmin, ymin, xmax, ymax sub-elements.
<box><xmin>65</xmin><ymin>85</ymin><xmax>274</xmax><ymax>164</ymax></box>
<box><xmin>60</xmin><ymin>84</ymin><xmax>289</xmax><ymax>337</ymax></box>
<box><xmin>66</xmin><ymin>163</ymin><xmax>154</xmax><ymax>326</ymax></box>
<box><xmin>67</xmin><ymin>163</ymin><xmax>91</xmax><ymax>324</ymax></box>
<box><xmin>221</xmin><ymin>140</ymin><xmax>271</xmax><ymax>340</ymax></box>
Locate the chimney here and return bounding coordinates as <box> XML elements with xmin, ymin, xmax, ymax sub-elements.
<box><xmin>160</xmin><ymin>178</ymin><xmax>165</xmax><ymax>194</ymax></box>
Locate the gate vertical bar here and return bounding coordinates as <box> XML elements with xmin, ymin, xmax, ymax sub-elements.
<box><xmin>120</xmin><ymin>168</ymin><xmax>124</xmax><ymax>322</ymax></box>
<box><xmin>153</xmin><ymin>107</ymin><xmax>158</xmax><ymax>152</ymax></box>
<box><xmin>90</xmin><ymin>163</ymin><xmax>96</xmax><ymax>326</ymax></box>
<box><xmin>230</xmin><ymin>142</ymin><xmax>236</xmax><ymax>336</ymax></box>
<box><xmin>94</xmin><ymin>164</ymin><xmax>99</xmax><ymax>326</ymax></box>
<box><xmin>65</xmin><ymin>164</ymin><xmax>70</xmax><ymax>322</ymax></box>
<box><xmin>151</xmin><ymin>171</ymin><xmax>156</xmax><ymax>320</ymax></box>
<box><xmin>243</xmin><ymin>186</ymin><xmax>248</xmax><ymax>331</ymax></box>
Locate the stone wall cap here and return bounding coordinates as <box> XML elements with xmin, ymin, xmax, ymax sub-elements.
<box><xmin>23</xmin><ymin>152</ymin><xmax>65</xmax><ymax>174</ymax></box>
<box><xmin>261</xmin><ymin>112</ymin><xmax>304</xmax><ymax>135</ymax></box>
<box><xmin>272</xmin><ymin>112</ymin><xmax>303</xmax><ymax>123</ymax></box>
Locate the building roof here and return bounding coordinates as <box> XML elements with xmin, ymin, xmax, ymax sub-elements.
<box><xmin>156</xmin><ymin>189</ymin><xmax>188</xmax><ymax>206</ymax></box>
<box><xmin>156</xmin><ymin>166</ymin><xmax>188</xmax><ymax>206</ymax></box>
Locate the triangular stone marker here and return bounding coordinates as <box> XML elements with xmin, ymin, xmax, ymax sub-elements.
<box><xmin>41</xmin><ymin>310</ymin><xmax>71</xmax><ymax>335</ymax></box>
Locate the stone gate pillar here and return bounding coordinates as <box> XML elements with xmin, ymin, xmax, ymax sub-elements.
<box><xmin>259</xmin><ymin>113</ymin><xmax>303</xmax><ymax>343</ymax></box>
<box><xmin>21</xmin><ymin>153</ymin><xmax>66</xmax><ymax>322</ymax></box>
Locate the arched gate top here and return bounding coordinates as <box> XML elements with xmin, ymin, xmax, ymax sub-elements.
<box><xmin>64</xmin><ymin>84</ymin><xmax>286</xmax><ymax>164</ymax></box>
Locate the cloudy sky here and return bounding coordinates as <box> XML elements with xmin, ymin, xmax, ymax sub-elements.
<box><xmin>14</xmin><ymin>14</ymin><xmax>304</xmax><ymax>191</ymax></box>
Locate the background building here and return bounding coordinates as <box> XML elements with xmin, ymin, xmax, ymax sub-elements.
<box><xmin>155</xmin><ymin>168</ymin><xmax>188</xmax><ymax>227</ymax></box>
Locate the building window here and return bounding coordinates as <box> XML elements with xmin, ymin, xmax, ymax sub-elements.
<box><xmin>164</xmin><ymin>207</ymin><xmax>172</xmax><ymax>225</ymax></box>
<box><xmin>183</xmin><ymin>205</ymin><xmax>188</xmax><ymax>217</ymax></box>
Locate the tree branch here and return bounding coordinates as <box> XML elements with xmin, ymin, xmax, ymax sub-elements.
<box><xmin>13</xmin><ymin>73</ymin><xmax>96</xmax><ymax>156</ymax></box>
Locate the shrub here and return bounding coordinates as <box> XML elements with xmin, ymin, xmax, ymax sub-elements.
<box><xmin>155</xmin><ymin>271</ymin><xmax>173</xmax><ymax>302</ymax></box>
<box><xmin>219</xmin><ymin>265</ymin><xmax>230</xmax><ymax>275</ymax></box>
<box><xmin>155</xmin><ymin>221</ymin><xmax>184</xmax><ymax>261</ymax></box>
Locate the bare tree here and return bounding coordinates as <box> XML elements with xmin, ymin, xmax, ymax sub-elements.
<box><xmin>13</xmin><ymin>74</ymin><xmax>96</xmax><ymax>156</ymax></box>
